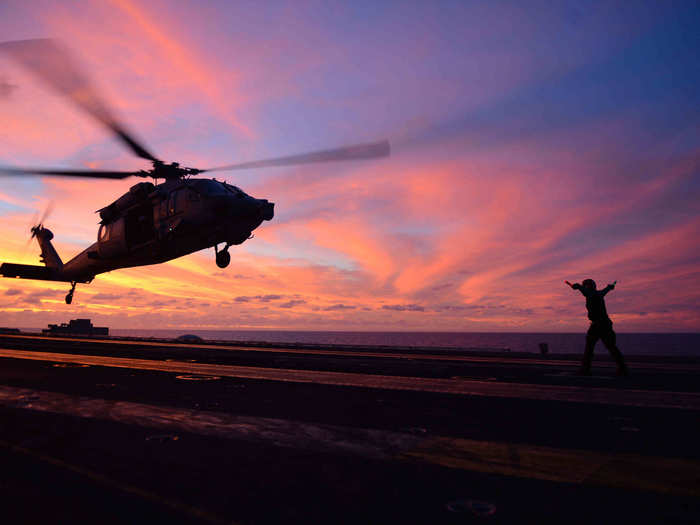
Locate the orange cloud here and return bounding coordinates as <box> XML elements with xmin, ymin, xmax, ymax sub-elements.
<box><xmin>1</xmin><ymin>3</ymin><xmax>698</xmax><ymax>332</ymax></box>
<box><xmin>107</xmin><ymin>0</ymin><xmax>251</xmax><ymax>137</ymax></box>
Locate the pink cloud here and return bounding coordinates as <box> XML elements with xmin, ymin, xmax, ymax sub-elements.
<box><xmin>1</xmin><ymin>2</ymin><xmax>697</xmax><ymax>332</ymax></box>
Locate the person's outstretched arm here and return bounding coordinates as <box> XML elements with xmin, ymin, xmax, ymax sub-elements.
<box><xmin>565</xmin><ymin>281</ymin><xmax>584</xmax><ymax>294</ymax></box>
<box><xmin>600</xmin><ymin>281</ymin><xmax>617</xmax><ymax>296</ymax></box>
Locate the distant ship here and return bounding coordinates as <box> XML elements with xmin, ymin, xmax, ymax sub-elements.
<box><xmin>43</xmin><ymin>318</ymin><xmax>108</xmax><ymax>336</ymax></box>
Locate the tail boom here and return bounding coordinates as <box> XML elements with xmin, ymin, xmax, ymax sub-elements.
<box><xmin>0</xmin><ymin>263</ymin><xmax>90</xmax><ymax>283</ymax></box>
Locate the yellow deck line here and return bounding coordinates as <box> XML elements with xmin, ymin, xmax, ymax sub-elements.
<box><xmin>402</xmin><ymin>437</ymin><xmax>700</xmax><ymax>497</ymax></box>
<box><xmin>1</xmin><ymin>348</ymin><xmax>699</xmax><ymax>409</ymax></box>
<box><xmin>1</xmin><ymin>384</ymin><xmax>697</xmax><ymax>497</ymax></box>
<box><xmin>2</xmin><ymin>333</ymin><xmax>697</xmax><ymax>371</ymax></box>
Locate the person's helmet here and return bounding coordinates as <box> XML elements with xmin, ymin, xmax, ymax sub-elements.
<box><xmin>582</xmin><ymin>278</ymin><xmax>596</xmax><ymax>289</ymax></box>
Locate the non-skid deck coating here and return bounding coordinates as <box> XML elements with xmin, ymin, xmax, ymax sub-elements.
<box><xmin>0</xmin><ymin>333</ymin><xmax>699</xmax><ymax>524</ymax></box>
<box><xmin>3</xmin><ymin>332</ymin><xmax>698</xmax><ymax>371</ymax></box>
<box><xmin>2</xmin><ymin>347</ymin><xmax>700</xmax><ymax>410</ymax></box>
<box><xmin>1</xmin><ymin>384</ymin><xmax>698</xmax><ymax>498</ymax></box>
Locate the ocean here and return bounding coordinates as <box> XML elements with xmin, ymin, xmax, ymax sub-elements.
<box><xmin>104</xmin><ymin>330</ymin><xmax>700</xmax><ymax>356</ymax></box>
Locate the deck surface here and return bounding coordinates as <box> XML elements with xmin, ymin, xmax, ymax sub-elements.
<box><xmin>1</xmin><ymin>333</ymin><xmax>698</xmax><ymax>524</ymax></box>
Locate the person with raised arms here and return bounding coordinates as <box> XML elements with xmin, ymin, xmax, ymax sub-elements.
<box><xmin>565</xmin><ymin>278</ymin><xmax>629</xmax><ymax>376</ymax></box>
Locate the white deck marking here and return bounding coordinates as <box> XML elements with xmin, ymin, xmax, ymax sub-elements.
<box><xmin>1</xmin><ymin>385</ymin><xmax>698</xmax><ymax>497</ymax></box>
<box><xmin>1</xmin><ymin>348</ymin><xmax>699</xmax><ymax>410</ymax></box>
<box><xmin>2</xmin><ymin>333</ymin><xmax>697</xmax><ymax>371</ymax></box>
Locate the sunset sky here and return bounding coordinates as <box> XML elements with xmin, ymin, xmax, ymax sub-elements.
<box><xmin>0</xmin><ymin>0</ymin><xmax>698</xmax><ymax>332</ymax></box>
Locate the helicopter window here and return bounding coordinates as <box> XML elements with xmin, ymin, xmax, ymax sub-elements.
<box><xmin>223</xmin><ymin>183</ymin><xmax>245</xmax><ymax>197</ymax></box>
<box><xmin>168</xmin><ymin>190</ymin><xmax>186</xmax><ymax>215</ymax></box>
<box><xmin>192</xmin><ymin>179</ymin><xmax>228</xmax><ymax>196</ymax></box>
<box><xmin>98</xmin><ymin>223</ymin><xmax>110</xmax><ymax>242</ymax></box>
<box><xmin>187</xmin><ymin>188</ymin><xmax>200</xmax><ymax>201</ymax></box>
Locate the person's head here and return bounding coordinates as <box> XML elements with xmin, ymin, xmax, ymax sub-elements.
<box><xmin>582</xmin><ymin>278</ymin><xmax>596</xmax><ymax>290</ymax></box>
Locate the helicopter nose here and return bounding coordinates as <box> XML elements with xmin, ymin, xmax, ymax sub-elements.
<box><xmin>258</xmin><ymin>199</ymin><xmax>274</xmax><ymax>221</ymax></box>
<box><xmin>216</xmin><ymin>195</ymin><xmax>274</xmax><ymax>221</ymax></box>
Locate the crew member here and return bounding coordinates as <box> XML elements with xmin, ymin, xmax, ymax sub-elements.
<box><xmin>565</xmin><ymin>278</ymin><xmax>629</xmax><ymax>376</ymax></box>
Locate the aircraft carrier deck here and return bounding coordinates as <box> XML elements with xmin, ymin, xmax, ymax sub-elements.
<box><xmin>0</xmin><ymin>332</ymin><xmax>698</xmax><ymax>524</ymax></box>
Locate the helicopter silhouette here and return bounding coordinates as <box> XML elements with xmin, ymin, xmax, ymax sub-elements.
<box><xmin>0</xmin><ymin>39</ymin><xmax>389</xmax><ymax>304</ymax></box>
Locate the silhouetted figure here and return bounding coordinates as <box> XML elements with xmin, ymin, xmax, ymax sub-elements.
<box><xmin>565</xmin><ymin>279</ymin><xmax>629</xmax><ymax>376</ymax></box>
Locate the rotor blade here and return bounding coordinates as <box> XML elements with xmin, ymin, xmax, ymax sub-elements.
<box><xmin>200</xmin><ymin>140</ymin><xmax>391</xmax><ymax>173</ymax></box>
<box><xmin>23</xmin><ymin>200</ymin><xmax>52</xmax><ymax>258</ymax></box>
<box><xmin>38</xmin><ymin>200</ymin><xmax>54</xmax><ymax>226</ymax></box>
<box><xmin>0</xmin><ymin>38</ymin><xmax>159</xmax><ymax>162</ymax></box>
<box><xmin>0</xmin><ymin>165</ymin><xmax>138</xmax><ymax>179</ymax></box>
<box><xmin>24</xmin><ymin>211</ymin><xmax>39</xmax><ymax>247</ymax></box>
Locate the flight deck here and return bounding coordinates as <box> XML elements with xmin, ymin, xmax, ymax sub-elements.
<box><xmin>0</xmin><ymin>332</ymin><xmax>698</xmax><ymax>524</ymax></box>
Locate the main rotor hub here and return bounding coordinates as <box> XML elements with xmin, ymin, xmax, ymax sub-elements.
<box><xmin>138</xmin><ymin>161</ymin><xmax>201</xmax><ymax>180</ymax></box>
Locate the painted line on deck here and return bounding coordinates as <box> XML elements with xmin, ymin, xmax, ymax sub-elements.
<box><xmin>0</xmin><ymin>438</ymin><xmax>232</xmax><ymax>524</ymax></box>
<box><xmin>1</xmin><ymin>385</ymin><xmax>698</xmax><ymax>497</ymax></box>
<box><xmin>3</xmin><ymin>333</ymin><xmax>696</xmax><ymax>371</ymax></box>
<box><xmin>0</xmin><ymin>385</ymin><xmax>418</xmax><ymax>459</ymax></box>
<box><xmin>1</xmin><ymin>348</ymin><xmax>699</xmax><ymax>410</ymax></box>
<box><xmin>402</xmin><ymin>437</ymin><xmax>700</xmax><ymax>497</ymax></box>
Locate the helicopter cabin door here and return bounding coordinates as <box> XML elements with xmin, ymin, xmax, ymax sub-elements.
<box><xmin>124</xmin><ymin>202</ymin><xmax>154</xmax><ymax>249</ymax></box>
<box><xmin>97</xmin><ymin>218</ymin><xmax>127</xmax><ymax>258</ymax></box>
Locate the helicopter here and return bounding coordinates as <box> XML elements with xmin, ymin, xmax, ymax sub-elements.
<box><xmin>0</xmin><ymin>39</ymin><xmax>389</xmax><ymax>304</ymax></box>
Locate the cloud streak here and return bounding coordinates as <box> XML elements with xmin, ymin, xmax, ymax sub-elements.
<box><xmin>0</xmin><ymin>1</ymin><xmax>698</xmax><ymax>332</ymax></box>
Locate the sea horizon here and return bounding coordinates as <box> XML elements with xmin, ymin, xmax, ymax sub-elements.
<box><xmin>16</xmin><ymin>327</ymin><xmax>700</xmax><ymax>356</ymax></box>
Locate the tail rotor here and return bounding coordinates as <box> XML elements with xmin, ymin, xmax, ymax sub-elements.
<box><xmin>23</xmin><ymin>201</ymin><xmax>54</xmax><ymax>261</ymax></box>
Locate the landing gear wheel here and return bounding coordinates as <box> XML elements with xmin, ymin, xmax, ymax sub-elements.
<box><xmin>65</xmin><ymin>281</ymin><xmax>76</xmax><ymax>304</ymax></box>
<box><xmin>216</xmin><ymin>249</ymin><xmax>230</xmax><ymax>269</ymax></box>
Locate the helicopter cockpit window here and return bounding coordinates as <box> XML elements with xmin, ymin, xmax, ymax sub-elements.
<box><xmin>192</xmin><ymin>179</ymin><xmax>228</xmax><ymax>196</ymax></box>
<box><xmin>98</xmin><ymin>223</ymin><xmax>110</xmax><ymax>242</ymax></box>
<box><xmin>223</xmin><ymin>183</ymin><xmax>245</xmax><ymax>197</ymax></box>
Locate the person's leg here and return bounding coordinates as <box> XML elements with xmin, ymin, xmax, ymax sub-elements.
<box><xmin>601</xmin><ymin>325</ymin><xmax>628</xmax><ymax>375</ymax></box>
<box><xmin>579</xmin><ymin>324</ymin><xmax>598</xmax><ymax>374</ymax></box>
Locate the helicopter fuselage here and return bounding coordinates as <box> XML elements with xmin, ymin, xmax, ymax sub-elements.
<box><xmin>0</xmin><ymin>37</ymin><xmax>387</xmax><ymax>304</ymax></box>
<box><xmin>53</xmin><ymin>177</ymin><xmax>273</xmax><ymax>282</ymax></box>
